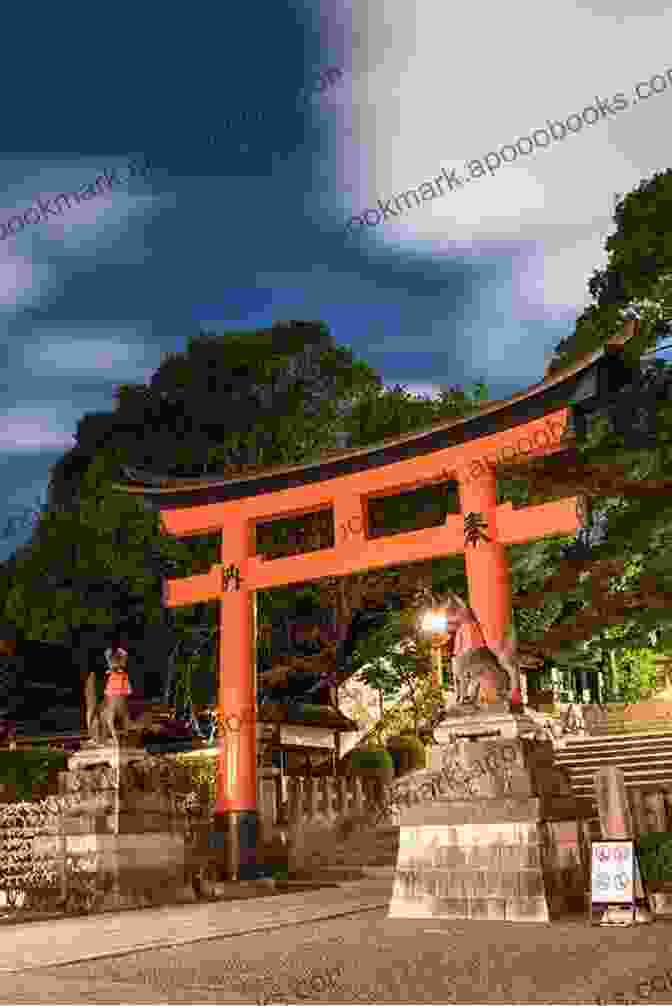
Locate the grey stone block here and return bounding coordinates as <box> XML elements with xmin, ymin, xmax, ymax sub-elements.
<box><xmin>496</xmin><ymin>871</ymin><xmax>519</xmax><ymax>897</ymax></box>
<box><xmin>499</xmin><ymin>844</ymin><xmax>524</xmax><ymax>870</ymax></box>
<box><xmin>466</xmin><ymin>842</ymin><xmax>500</xmax><ymax>868</ymax></box>
<box><xmin>469</xmin><ymin>897</ymin><xmax>506</xmax><ymax>920</ymax></box>
<box><xmin>517</xmin><ymin>870</ymin><xmax>545</xmax><ymax>897</ymax></box>
<box><xmin>505</xmin><ymin>896</ymin><xmax>549</xmax><ymax>922</ymax></box>
<box><xmin>520</xmin><ymin>843</ymin><xmax>542</xmax><ymax>869</ymax></box>
<box><xmin>435</xmin><ymin>897</ymin><xmax>469</xmax><ymax>918</ymax></box>
<box><xmin>438</xmin><ymin>844</ymin><xmax>468</xmax><ymax>867</ymax></box>
<box><xmin>401</xmin><ymin>798</ymin><xmax>541</xmax><ymax>827</ymax></box>
<box><xmin>433</xmin><ymin>870</ymin><xmax>467</xmax><ymax>898</ymax></box>
<box><xmin>463</xmin><ymin>869</ymin><xmax>490</xmax><ymax>898</ymax></box>
<box><xmin>513</xmin><ymin>821</ymin><xmax>540</xmax><ymax>844</ymax></box>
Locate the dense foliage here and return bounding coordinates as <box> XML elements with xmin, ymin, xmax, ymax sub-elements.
<box><xmin>0</xmin><ymin>749</ymin><xmax>68</xmax><ymax>803</ymax></box>
<box><xmin>385</xmin><ymin>733</ymin><xmax>427</xmax><ymax>776</ymax></box>
<box><xmin>637</xmin><ymin>832</ymin><xmax>672</xmax><ymax>887</ymax></box>
<box><xmin>0</xmin><ymin>326</ymin><xmax>489</xmax><ymax>707</ymax></box>
<box><xmin>344</xmin><ymin>747</ymin><xmax>395</xmax><ymax>784</ymax></box>
<box><xmin>547</xmin><ymin>168</ymin><xmax>672</xmax><ymax>374</ymax></box>
<box><xmin>349</xmin><ymin>607</ymin><xmax>444</xmax><ymax>737</ymax></box>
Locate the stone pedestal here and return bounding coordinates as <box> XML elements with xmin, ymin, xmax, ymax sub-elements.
<box><xmin>68</xmin><ymin>743</ymin><xmax>148</xmax><ymax>776</ymax></box>
<box><xmin>58</xmin><ymin>745</ymin><xmax>198</xmax><ymax>912</ymax></box>
<box><xmin>433</xmin><ymin>705</ymin><xmax>540</xmax><ymax>744</ymax></box>
<box><xmin>387</xmin><ymin>714</ymin><xmax>588</xmax><ymax>922</ymax></box>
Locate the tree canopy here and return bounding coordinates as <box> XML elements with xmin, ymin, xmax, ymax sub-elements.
<box><xmin>547</xmin><ymin>167</ymin><xmax>672</xmax><ymax>374</ymax></box>
<box><xmin>0</xmin><ymin>322</ymin><xmax>487</xmax><ymax>705</ymax></box>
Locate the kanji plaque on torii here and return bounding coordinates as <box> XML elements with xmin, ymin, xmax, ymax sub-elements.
<box><xmin>115</xmin><ymin>320</ymin><xmax>639</xmax><ymax>880</ymax></box>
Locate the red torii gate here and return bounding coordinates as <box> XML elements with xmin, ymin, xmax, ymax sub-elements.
<box><xmin>115</xmin><ymin>321</ymin><xmax>638</xmax><ymax>878</ymax></box>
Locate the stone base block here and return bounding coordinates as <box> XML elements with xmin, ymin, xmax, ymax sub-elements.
<box><xmin>650</xmin><ymin>892</ymin><xmax>672</xmax><ymax>916</ymax></box>
<box><xmin>505</xmin><ymin>896</ymin><xmax>550</xmax><ymax>922</ymax></box>
<box><xmin>469</xmin><ymin>897</ymin><xmax>507</xmax><ymax>921</ymax></box>
<box><xmin>433</xmin><ymin>709</ymin><xmax>540</xmax><ymax>745</ymax></box>
<box><xmin>68</xmin><ymin>744</ymin><xmax>148</xmax><ymax>773</ymax></box>
<box><xmin>63</xmin><ymin>832</ymin><xmax>194</xmax><ymax>911</ymax></box>
<box><xmin>387</xmin><ymin>733</ymin><xmax>590</xmax><ymax>923</ymax></box>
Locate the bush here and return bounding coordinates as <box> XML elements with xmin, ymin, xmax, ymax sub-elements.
<box><xmin>386</xmin><ymin>734</ymin><xmax>426</xmax><ymax>776</ymax></box>
<box><xmin>346</xmin><ymin>747</ymin><xmax>394</xmax><ymax>785</ymax></box>
<box><xmin>636</xmin><ymin>832</ymin><xmax>672</xmax><ymax>887</ymax></box>
<box><xmin>0</xmin><ymin>749</ymin><xmax>67</xmax><ymax>802</ymax></box>
<box><xmin>174</xmin><ymin>751</ymin><xmax>217</xmax><ymax>805</ymax></box>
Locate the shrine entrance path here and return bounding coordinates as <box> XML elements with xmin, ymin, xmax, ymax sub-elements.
<box><xmin>0</xmin><ymin>874</ymin><xmax>670</xmax><ymax>1003</ymax></box>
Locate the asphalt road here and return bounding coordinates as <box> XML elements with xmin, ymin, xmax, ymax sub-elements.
<box><xmin>3</xmin><ymin>904</ymin><xmax>672</xmax><ymax>1004</ymax></box>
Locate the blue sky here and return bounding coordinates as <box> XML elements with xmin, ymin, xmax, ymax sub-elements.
<box><xmin>1</xmin><ymin>0</ymin><xmax>671</xmax><ymax>562</ymax></box>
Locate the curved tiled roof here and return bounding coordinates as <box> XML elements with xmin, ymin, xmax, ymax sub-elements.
<box><xmin>114</xmin><ymin>321</ymin><xmax>638</xmax><ymax>502</ymax></box>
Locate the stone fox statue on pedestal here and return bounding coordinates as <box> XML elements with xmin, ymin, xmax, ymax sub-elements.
<box><xmin>85</xmin><ymin>647</ymin><xmax>132</xmax><ymax>745</ymax></box>
<box><xmin>441</xmin><ymin>592</ymin><xmax>516</xmax><ymax>708</ymax></box>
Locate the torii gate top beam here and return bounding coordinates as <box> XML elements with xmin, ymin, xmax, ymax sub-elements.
<box><xmin>116</xmin><ymin>322</ymin><xmax>638</xmax><ymax>517</ymax></box>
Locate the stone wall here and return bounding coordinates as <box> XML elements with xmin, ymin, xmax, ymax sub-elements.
<box><xmin>0</xmin><ymin>752</ymin><xmax>209</xmax><ymax>916</ymax></box>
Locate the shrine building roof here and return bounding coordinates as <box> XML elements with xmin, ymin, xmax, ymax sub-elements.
<box><xmin>258</xmin><ymin>702</ymin><xmax>358</xmax><ymax>731</ymax></box>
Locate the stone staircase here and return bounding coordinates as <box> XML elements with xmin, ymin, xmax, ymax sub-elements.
<box><xmin>553</xmin><ymin>729</ymin><xmax>672</xmax><ymax>812</ymax></box>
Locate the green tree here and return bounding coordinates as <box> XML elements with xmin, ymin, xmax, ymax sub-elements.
<box><xmin>547</xmin><ymin>168</ymin><xmax>672</xmax><ymax>374</ymax></box>
<box><xmin>505</xmin><ymin>353</ymin><xmax>672</xmax><ymax>680</ymax></box>
<box><xmin>1</xmin><ymin>323</ymin><xmax>383</xmax><ymax>694</ymax></box>
<box><xmin>609</xmin><ymin>645</ymin><xmax>661</xmax><ymax>703</ymax></box>
<box><xmin>350</xmin><ymin>608</ymin><xmax>438</xmax><ymax>736</ymax></box>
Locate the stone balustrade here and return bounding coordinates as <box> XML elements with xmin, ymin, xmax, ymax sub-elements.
<box><xmin>285</xmin><ymin>775</ymin><xmax>389</xmax><ymax>830</ymax></box>
<box><xmin>281</xmin><ymin>775</ymin><xmax>393</xmax><ymax>872</ymax></box>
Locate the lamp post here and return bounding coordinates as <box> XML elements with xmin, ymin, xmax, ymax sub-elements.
<box><xmin>418</xmin><ymin>606</ymin><xmax>450</xmax><ymax>690</ymax></box>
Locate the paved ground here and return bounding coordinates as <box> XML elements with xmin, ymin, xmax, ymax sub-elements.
<box><xmin>1</xmin><ymin>876</ymin><xmax>672</xmax><ymax>1003</ymax></box>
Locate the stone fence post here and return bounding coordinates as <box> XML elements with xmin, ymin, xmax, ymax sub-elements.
<box><xmin>336</xmin><ymin>777</ymin><xmax>348</xmax><ymax>818</ymax></box>
<box><xmin>322</xmin><ymin>777</ymin><xmax>336</xmax><ymax>825</ymax></box>
<box><xmin>595</xmin><ymin>766</ymin><xmax>633</xmax><ymax>840</ymax></box>
<box><xmin>352</xmin><ymin>776</ymin><xmax>364</xmax><ymax>815</ymax></box>
<box><xmin>57</xmin><ymin>771</ymin><xmax>68</xmax><ymax>907</ymax></box>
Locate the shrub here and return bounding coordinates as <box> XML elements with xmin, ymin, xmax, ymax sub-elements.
<box><xmin>174</xmin><ymin>752</ymin><xmax>217</xmax><ymax>805</ymax></box>
<box><xmin>0</xmin><ymin>749</ymin><xmax>67</xmax><ymax>802</ymax></box>
<box><xmin>386</xmin><ymin>734</ymin><xmax>426</xmax><ymax>776</ymax></box>
<box><xmin>346</xmin><ymin>747</ymin><xmax>394</xmax><ymax>785</ymax></box>
<box><xmin>636</xmin><ymin>832</ymin><xmax>672</xmax><ymax>887</ymax></box>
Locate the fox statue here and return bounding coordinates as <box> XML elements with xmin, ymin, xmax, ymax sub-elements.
<box><xmin>440</xmin><ymin>592</ymin><xmax>518</xmax><ymax>709</ymax></box>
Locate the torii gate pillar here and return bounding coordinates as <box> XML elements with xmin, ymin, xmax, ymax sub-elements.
<box><xmin>213</xmin><ymin>521</ymin><xmax>259</xmax><ymax>880</ymax></box>
<box><xmin>458</xmin><ymin>465</ymin><xmax>520</xmax><ymax>693</ymax></box>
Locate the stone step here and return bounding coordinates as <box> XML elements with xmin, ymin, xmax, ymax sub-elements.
<box><xmin>569</xmin><ymin>782</ymin><xmax>672</xmax><ymax>799</ymax></box>
<box><xmin>558</xmin><ymin>731</ymin><xmax>672</xmax><ymax>745</ymax></box>
<box><xmin>563</xmin><ymin>762</ymin><xmax>672</xmax><ymax>779</ymax></box>
<box><xmin>546</xmin><ymin>729</ymin><xmax>672</xmax><ymax>811</ymax></box>
<box><xmin>560</xmin><ymin>730</ymin><xmax>672</xmax><ymax>747</ymax></box>
<box><xmin>556</xmin><ymin>745</ymin><xmax>672</xmax><ymax>760</ymax></box>
<box><xmin>557</xmin><ymin>758</ymin><xmax>672</xmax><ymax>777</ymax></box>
<box><xmin>557</xmin><ymin>742</ymin><xmax>672</xmax><ymax>757</ymax></box>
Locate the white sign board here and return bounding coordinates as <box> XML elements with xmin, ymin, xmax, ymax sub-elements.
<box><xmin>591</xmin><ymin>840</ymin><xmax>644</xmax><ymax>904</ymax></box>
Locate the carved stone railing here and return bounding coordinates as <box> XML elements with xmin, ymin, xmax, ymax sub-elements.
<box><xmin>285</xmin><ymin>775</ymin><xmax>391</xmax><ymax>831</ymax></box>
